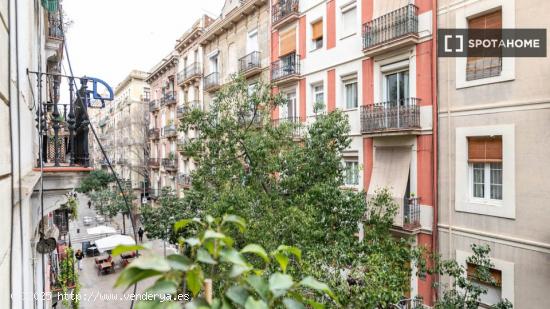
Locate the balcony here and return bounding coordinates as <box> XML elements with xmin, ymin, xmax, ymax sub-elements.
<box><xmin>362</xmin><ymin>4</ymin><xmax>419</xmax><ymax>57</ymax></box>
<box><xmin>177</xmin><ymin>101</ymin><xmax>201</xmax><ymax>119</ymax></box>
<box><xmin>149</xmin><ymin>100</ymin><xmax>160</xmax><ymax>112</ymax></box>
<box><xmin>178</xmin><ymin>174</ymin><xmax>192</xmax><ymax>188</ymax></box>
<box><xmin>148</xmin><ymin>128</ymin><xmax>160</xmax><ymax>140</ymax></box>
<box><xmin>161</xmin><ymin>91</ymin><xmax>177</xmax><ymax>106</ymax></box>
<box><xmin>162</xmin><ymin>158</ymin><xmax>177</xmax><ymax>171</ymax></box>
<box><xmin>402</xmin><ymin>196</ymin><xmax>421</xmax><ymax>232</ymax></box>
<box><xmin>360</xmin><ymin>98</ymin><xmax>421</xmax><ymax>136</ymax></box>
<box><xmin>239</xmin><ymin>51</ymin><xmax>262</xmax><ymax>77</ymax></box>
<box><xmin>148</xmin><ymin>158</ymin><xmax>160</xmax><ymax>168</ymax></box>
<box><xmin>177</xmin><ymin>62</ymin><xmax>202</xmax><ymax>86</ymax></box>
<box><xmin>271</xmin><ymin>53</ymin><xmax>300</xmax><ymax>85</ymax></box>
<box><xmin>163</xmin><ymin>125</ymin><xmax>178</xmax><ymax>138</ymax></box>
<box><xmin>271</xmin><ymin>117</ymin><xmax>304</xmax><ymax>139</ymax></box>
<box><xmin>177</xmin><ymin>138</ymin><xmax>194</xmax><ymax>154</ymax></box>
<box><xmin>47</xmin><ymin>13</ymin><xmax>64</xmax><ymax>41</ymax></box>
<box><xmin>204</xmin><ymin>72</ymin><xmax>221</xmax><ymax>92</ymax></box>
<box><xmin>272</xmin><ymin>0</ymin><xmax>300</xmax><ymax>29</ymax></box>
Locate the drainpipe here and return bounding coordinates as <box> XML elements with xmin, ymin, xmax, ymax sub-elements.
<box><xmin>431</xmin><ymin>0</ymin><xmax>439</xmax><ymax>304</ymax></box>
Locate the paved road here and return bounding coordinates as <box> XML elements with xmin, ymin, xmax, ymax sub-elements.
<box><xmin>66</xmin><ymin>194</ymin><xmax>180</xmax><ymax>309</ymax></box>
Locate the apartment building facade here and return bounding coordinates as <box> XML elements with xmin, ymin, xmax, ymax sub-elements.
<box><xmin>93</xmin><ymin>70</ymin><xmax>150</xmax><ymax>197</ymax></box>
<box><xmin>146</xmin><ymin>53</ymin><xmax>179</xmax><ymax>199</ymax></box>
<box><xmin>270</xmin><ymin>0</ymin><xmax>437</xmax><ymax>304</ymax></box>
<box><xmin>174</xmin><ymin>15</ymin><xmax>213</xmax><ymax>197</ymax></box>
<box><xmin>437</xmin><ymin>0</ymin><xmax>550</xmax><ymax>307</ymax></box>
<box><xmin>200</xmin><ymin>0</ymin><xmax>271</xmax><ymax>106</ymax></box>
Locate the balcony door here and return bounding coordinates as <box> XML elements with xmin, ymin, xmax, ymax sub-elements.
<box><xmin>209</xmin><ymin>54</ymin><xmax>218</xmax><ymax>74</ymax></box>
<box><xmin>385</xmin><ymin>69</ymin><xmax>409</xmax><ymax>105</ymax></box>
<box><xmin>281</xmin><ymin>91</ymin><xmax>297</xmax><ymax>120</ymax></box>
<box><xmin>247</xmin><ymin>29</ymin><xmax>259</xmax><ymax>54</ymax></box>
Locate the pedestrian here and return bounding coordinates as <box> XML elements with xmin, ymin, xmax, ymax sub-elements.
<box><xmin>87</xmin><ymin>200</ymin><xmax>91</xmax><ymax>209</ymax></box>
<box><xmin>75</xmin><ymin>249</ymin><xmax>84</xmax><ymax>270</ymax></box>
<box><xmin>138</xmin><ymin>227</ymin><xmax>144</xmax><ymax>243</ymax></box>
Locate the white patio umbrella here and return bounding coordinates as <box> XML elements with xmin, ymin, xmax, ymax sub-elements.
<box><xmin>95</xmin><ymin>234</ymin><xmax>136</xmax><ymax>253</ymax></box>
<box><xmin>87</xmin><ymin>225</ymin><xmax>117</xmax><ymax>235</ymax></box>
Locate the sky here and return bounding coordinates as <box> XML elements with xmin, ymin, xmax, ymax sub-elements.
<box><xmin>62</xmin><ymin>0</ymin><xmax>225</xmax><ymax>90</ymax></box>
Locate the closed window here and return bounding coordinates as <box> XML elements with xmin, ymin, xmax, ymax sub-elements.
<box><xmin>467</xmin><ymin>10</ymin><xmax>502</xmax><ymax>81</ymax></box>
<box><xmin>341</xmin><ymin>4</ymin><xmax>357</xmax><ymax>37</ymax></box>
<box><xmin>385</xmin><ymin>69</ymin><xmax>409</xmax><ymax>104</ymax></box>
<box><xmin>468</xmin><ymin>136</ymin><xmax>503</xmax><ymax>202</ymax></box>
<box><xmin>344</xmin><ymin>160</ymin><xmax>359</xmax><ymax>186</ymax></box>
<box><xmin>467</xmin><ymin>262</ymin><xmax>503</xmax><ymax>307</ymax></box>
<box><xmin>311</xmin><ymin>19</ymin><xmax>323</xmax><ymax>50</ymax></box>
<box><xmin>312</xmin><ymin>84</ymin><xmax>324</xmax><ymax>111</ymax></box>
<box><xmin>343</xmin><ymin>77</ymin><xmax>358</xmax><ymax>109</ymax></box>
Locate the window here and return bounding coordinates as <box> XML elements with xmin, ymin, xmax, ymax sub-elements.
<box><xmin>385</xmin><ymin>70</ymin><xmax>409</xmax><ymax>104</ymax></box>
<box><xmin>343</xmin><ymin>77</ymin><xmax>358</xmax><ymax>109</ymax></box>
<box><xmin>312</xmin><ymin>84</ymin><xmax>324</xmax><ymax>112</ymax></box>
<box><xmin>279</xmin><ymin>27</ymin><xmax>296</xmax><ymax>56</ymax></box>
<box><xmin>247</xmin><ymin>29</ymin><xmax>259</xmax><ymax>54</ymax></box>
<box><xmin>344</xmin><ymin>160</ymin><xmax>359</xmax><ymax>186</ymax></box>
<box><xmin>341</xmin><ymin>4</ymin><xmax>357</xmax><ymax>38</ymax></box>
<box><xmin>311</xmin><ymin>19</ymin><xmax>323</xmax><ymax>50</ymax></box>
<box><xmin>466</xmin><ymin>10</ymin><xmax>502</xmax><ymax>81</ymax></box>
<box><xmin>467</xmin><ymin>262</ymin><xmax>503</xmax><ymax>307</ymax></box>
<box><xmin>468</xmin><ymin>136</ymin><xmax>503</xmax><ymax>202</ymax></box>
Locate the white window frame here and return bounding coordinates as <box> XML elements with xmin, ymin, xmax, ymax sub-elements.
<box><xmin>247</xmin><ymin>29</ymin><xmax>259</xmax><ymax>54</ymax></box>
<box><xmin>342</xmin><ymin>75</ymin><xmax>358</xmax><ymax>110</ymax></box>
<box><xmin>309</xmin><ymin>18</ymin><xmax>323</xmax><ymax>51</ymax></box>
<box><xmin>343</xmin><ymin>159</ymin><xmax>359</xmax><ymax>186</ymax></box>
<box><xmin>468</xmin><ymin>162</ymin><xmax>503</xmax><ymax>205</ymax></box>
<box><xmin>311</xmin><ymin>82</ymin><xmax>324</xmax><ymax>112</ymax></box>
<box><xmin>340</xmin><ymin>2</ymin><xmax>357</xmax><ymax>39</ymax></box>
<box><xmin>455</xmin><ymin>125</ymin><xmax>515</xmax><ymax>219</ymax></box>
<box><xmin>455</xmin><ymin>0</ymin><xmax>515</xmax><ymax>89</ymax></box>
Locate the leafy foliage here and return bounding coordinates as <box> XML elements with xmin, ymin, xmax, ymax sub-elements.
<box><xmin>76</xmin><ymin>170</ymin><xmax>114</xmax><ymax>193</ymax></box>
<box><xmin>57</xmin><ymin>247</ymin><xmax>80</xmax><ymax>308</ymax></box>
<box><xmin>115</xmin><ymin>215</ymin><xmax>337</xmax><ymax>309</ymax></box>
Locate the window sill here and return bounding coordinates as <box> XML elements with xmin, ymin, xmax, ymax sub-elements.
<box><xmin>340</xmin><ymin>32</ymin><xmax>356</xmax><ymax>41</ymax></box>
<box><xmin>309</xmin><ymin>46</ymin><xmax>323</xmax><ymax>53</ymax></box>
<box><xmin>341</xmin><ymin>107</ymin><xmax>358</xmax><ymax>112</ymax></box>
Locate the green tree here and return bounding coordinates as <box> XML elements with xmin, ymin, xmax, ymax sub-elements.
<box><xmin>76</xmin><ymin>170</ymin><xmax>114</xmax><ymax>193</ymax></box>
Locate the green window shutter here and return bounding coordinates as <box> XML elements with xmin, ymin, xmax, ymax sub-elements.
<box><xmin>41</xmin><ymin>0</ymin><xmax>59</xmax><ymax>12</ymax></box>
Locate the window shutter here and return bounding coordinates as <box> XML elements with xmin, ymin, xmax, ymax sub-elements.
<box><xmin>279</xmin><ymin>28</ymin><xmax>296</xmax><ymax>56</ymax></box>
<box><xmin>468</xmin><ymin>136</ymin><xmax>502</xmax><ymax>163</ymax></box>
<box><xmin>312</xmin><ymin>20</ymin><xmax>323</xmax><ymax>40</ymax></box>
<box><xmin>466</xmin><ymin>10</ymin><xmax>502</xmax><ymax>81</ymax></box>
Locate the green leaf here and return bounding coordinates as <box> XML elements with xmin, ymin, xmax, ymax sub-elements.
<box><xmin>283</xmin><ymin>298</ymin><xmax>305</xmax><ymax>309</ymax></box>
<box><xmin>303</xmin><ymin>299</ymin><xmax>325</xmax><ymax>309</ymax></box>
<box><xmin>166</xmin><ymin>254</ymin><xmax>193</xmax><ymax>271</ymax></box>
<box><xmin>244</xmin><ymin>297</ymin><xmax>268</xmax><ymax>309</ymax></box>
<box><xmin>299</xmin><ymin>276</ymin><xmax>335</xmax><ymax>299</ymax></box>
<box><xmin>197</xmin><ymin>248</ymin><xmax>217</xmax><ymax>265</ymax></box>
<box><xmin>269</xmin><ymin>273</ymin><xmax>294</xmax><ymax>298</ymax></box>
<box><xmin>241</xmin><ymin>244</ymin><xmax>269</xmax><ymax>263</ymax></box>
<box><xmin>276</xmin><ymin>245</ymin><xmax>302</xmax><ymax>262</ymax></box>
<box><xmin>222</xmin><ymin>214</ymin><xmax>246</xmax><ymax>232</ymax></box>
<box><xmin>112</xmin><ymin>244</ymin><xmax>145</xmax><ymax>256</ymax></box>
<box><xmin>174</xmin><ymin>219</ymin><xmax>194</xmax><ymax>232</ymax></box>
<box><xmin>145</xmin><ymin>279</ymin><xmax>178</xmax><ymax>295</ymax></box>
<box><xmin>184</xmin><ymin>298</ymin><xmax>212</xmax><ymax>309</ymax></box>
<box><xmin>246</xmin><ymin>275</ymin><xmax>269</xmax><ymax>300</ymax></box>
<box><xmin>135</xmin><ymin>300</ymin><xmax>182</xmax><ymax>309</ymax></box>
<box><xmin>186</xmin><ymin>266</ymin><xmax>204</xmax><ymax>297</ymax></box>
<box><xmin>114</xmin><ymin>267</ymin><xmax>162</xmax><ymax>289</ymax></box>
<box><xmin>272</xmin><ymin>252</ymin><xmax>289</xmax><ymax>273</ymax></box>
<box><xmin>129</xmin><ymin>255</ymin><xmax>171</xmax><ymax>272</ymax></box>
<box><xmin>185</xmin><ymin>238</ymin><xmax>201</xmax><ymax>247</ymax></box>
<box><xmin>226</xmin><ymin>285</ymin><xmax>250</xmax><ymax>306</ymax></box>
<box><xmin>220</xmin><ymin>248</ymin><xmax>248</xmax><ymax>266</ymax></box>
<box><xmin>230</xmin><ymin>264</ymin><xmax>252</xmax><ymax>278</ymax></box>
<box><xmin>204</xmin><ymin>230</ymin><xmax>227</xmax><ymax>240</ymax></box>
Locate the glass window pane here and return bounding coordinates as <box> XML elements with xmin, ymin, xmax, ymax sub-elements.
<box><xmin>490</xmin><ymin>163</ymin><xmax>503</xmax><ymax>200</ymax></box>
<box><xmin>345</xmin><ymin>81</ymin><xmax>357</xmax><ymax>108</ymax></box>
<box><xmin>473</xmin><ymin>163</ymin><xmax>485</xmax><ymax>198</ymax></box>
<box><xmin>386</xmin><ymin>73</ymin><xmax>397</xmax><ymax>103</ymax></box>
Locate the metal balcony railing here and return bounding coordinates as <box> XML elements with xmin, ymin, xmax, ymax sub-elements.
<box><xmin>403</xmin><ymin>196</ymin><xmax>421</xmax><ymax>230</ymax></box>
<box><xmin>149</xmin><ymin>100</ymin><xmax>160</xmax><ymax>112</ymax></box>
<box><xmin>271</xmin><ymin>53</ymin><xmax>300</xmax><ymax>82</ymax></box>
<box><xmin>271</xmin><ymin>116</ymin><xmax>304</xmax><ymax>138</ymax></box>
<box><xmin>148</xmin><ymin>158</ymin><xmax>160</xmax><ymax>168</ymax></box>
<box><xmin>178</xmin><ymin>174</ymin><xmax>192</xmax><ymax>187</ymax></box>
<box><xmin>272</xmin><ymin>0</ymin><xmax>300</xmax><ymax>26</ymax></box>
<box><xmin>362</xmin><ymin>4</ymin><xmax>418</xmax><ymax>50</ymax></box>
<box><xmin>161</xmin><ymin>91</ymin><xmax>177</xmax><ymax>105</ymax></box>
<box><xmin>178</xmin><ymin>62</ymin><xmax>202</xmax><ymax>85</ymax></box>
<box><xmin>204</xmin><ymin>72</ymin><xmax>221</xmax><ymax>91</ymax></box>
<box><xmin>360</xmin><ymin>98</ymin><xmax>420</xmax><ymax>134</ymax></box>
<box><xmin>177</xmin><ymin>100</ymin><xmax>201</xmax><ymax>118</ymax></box>
<box><xmin>148</xmin><ymin>128</ymin><xmax>160</xmax><ymax>140</ymax></box>
<box><xmin>162</xmin><ymin>158</ymin><xmax>177</xmax><ymax>170</ymax></box>
<box><xmin>239</xmin><ymin>51</ymin><xmax>261</xmax><ymax>73</ymax></box>
<box><xmin>163</xmin><ymin>125</ymin><xmax>177</xmax><ymax>138</ymax></box>
<box><xmin>48</xmin><ymin>13</ymin><xmax>63</xmax><ymax>40</ymax></box>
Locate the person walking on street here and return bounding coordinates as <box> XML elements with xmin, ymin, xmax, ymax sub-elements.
<box><xmin>75</xmin><ymin>249</ymin><xmax>84</xmax><ymax>270</ymax></box>
<box><xmin>138</xmin><ymin>227</ymin><xmax>144</xmax><ymax>243</ymax></box>
<box><xmin>87</xmin><ymin>200</ymin><xmax>91</xmax><ymax>209</ymax></box>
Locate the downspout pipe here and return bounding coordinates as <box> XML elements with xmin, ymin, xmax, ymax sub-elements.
<box><xmin>431</xmin><ymin>0</ymin><xmax>439</xmax><ymax>304</ymax></box>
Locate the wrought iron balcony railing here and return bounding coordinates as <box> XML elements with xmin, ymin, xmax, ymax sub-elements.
<box><xmin>362</xmin><ymin>4</ymin><xmax>418</xmax><ymax>50</ymax></box>
<box><xmin>148</xmin><ymin>158</ymin><xmax>160</xmax><ymax>168</ymax></box>
<box><xmin>271</xmin><ymin>53</ymin><xmax>300</xmax><ymax>82</ymax></box>
<box><xmin>161</xmin><ymin>91</ymin><xmax>177</xmax><ymax>106</ymax></box>
<box><xmin>239</xmin><ymin>51</ymin><xmax>261</xmax><ymax>75</ymax></box>
<box><xmin>149</xmin><ymin>100</ymin><xmax>160</xmax><ymax>112</ymax></box>
<box><xmin>48</xmin><ymin>13</ymin><xmax>63</xmax><ymax>40</ymax></box>
<box><xmin>162</xmin><ymin>158</ymin><xmax>177</xmax><ymax>171</ymax></box>
<box><xmin>148</xmin><ymin>128</ymin><xmax>160</xmax><ymax>140</ymax></box>
<box><xmin>178</xmin><ymin>174</ymin><xmax>192</xmax><ymax>188</ymax></box>
<box><xmin>271</xmin><ymin>116</ymin><xmax>305</xmax><ymax>138</ymax></box>
<box><xmin>403</xmin><ymin>196</ymin><xmax>421</xmax><ymax>231</ymax></box>
<box><xmin>163</xmin><ymin>124</ymin><xmax>177</xmax><ymax>138</ymax></box>
<box><xmin>360</xmin><ymin>98</ymin><xmax>420</xmax><ymax>134</ymax></box>
<box><xmin>177</xmin><ymin>100</ymin><xmax>201</xmax><ymax>118</ymax></box>
<box><xmin>272</xmin><ymin>0</ymin><xmax>300</xmax><ymax>27</ymax></box>
<box><xmin>204</xmin><ymin>72</ymin><xmax>221</xmax><ymax>92</ymax></box>
<box><xmin>178</xmin><ymin>62</ymin><xmax>202</xmax><ymax>85</ymax></box>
